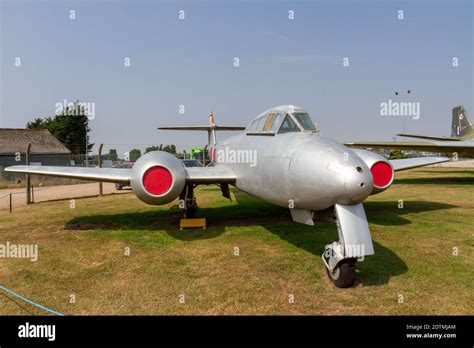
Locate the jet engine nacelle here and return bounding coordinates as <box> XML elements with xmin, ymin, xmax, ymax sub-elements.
<box><xmin>130</xmin><ymin>151</ymin><xmax>186</xmax><ymax>205</ymax></box>
<box><xmin>352</xmin><ymin>149</ymin><xmax>394</xmax><ymax>195</ymax></box>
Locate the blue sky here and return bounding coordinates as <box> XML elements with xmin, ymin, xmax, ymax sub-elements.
<box><xmin>1</xmin><ymin>0</ymin><xmax>472</xmax><ymax>155</ymax></box>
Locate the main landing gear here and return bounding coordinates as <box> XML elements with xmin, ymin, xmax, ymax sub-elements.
<box><xmin>179</xmin><ymin>184</ymin><xmax>197</xmax><ymax>218</ymax></box>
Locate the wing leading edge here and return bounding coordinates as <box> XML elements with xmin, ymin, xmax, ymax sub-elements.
<box><xmin>396</xmin><ymin>134</ymin><xmax>460</xmax><ymax>141</ymax></box>
<box><xmin>345</xmin><ymin>141</ymin><xmax>474</xmax><ymax>157</ymax></box>
<box><xmin>389</xmin><ymin>157</ymin><xmax>450</xmax><ymax>171</ymax></box>
<box><xmin>4</xmin><ymin>164</ymin><xmax>237</xmax><ymax>186</ymax></box>
<box><xmin>4</xmin><ymin>166</ymin><xmax>131</xmax><ymax>184</ymax></box>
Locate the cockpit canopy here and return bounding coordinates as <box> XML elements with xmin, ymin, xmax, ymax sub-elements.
<box><xmin>246</xmin><ymin>105</ymin><xmax>319</xmax><ymax>135</ymax></box>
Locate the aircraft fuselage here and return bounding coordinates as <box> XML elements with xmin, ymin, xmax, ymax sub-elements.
<box><xmin>216</xmin><ymin>132</ymin><xmax>374</xmax><ymax>211</ymax></box>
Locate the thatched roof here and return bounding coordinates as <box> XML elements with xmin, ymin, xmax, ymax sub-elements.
<box><xmin>0</xmin><ymin>128</ymin><xmax>71</xmax><ymax>155</ymax></box>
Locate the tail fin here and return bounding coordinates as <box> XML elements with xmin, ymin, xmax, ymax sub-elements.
<box><xmin>208</xmin><ymin>112</ymin><xmax>217</xmax><ymax>147</ymax></box>
<box><xmin>451</xmin><ymin>105</ymin><xmax>473</xmax><ymax>140</ymax></box>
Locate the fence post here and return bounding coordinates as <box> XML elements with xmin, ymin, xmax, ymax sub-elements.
<box><xmin>98</xmin><ymin>143</ymin><xmax>103</xmax><ymax>196</ymax></box>
<box><xmin>26</xmin><ymin>143</ymin><xmax>31</xmax><ymax>205</ymax></box>
<box><xmin>9</xmin><ymin>193</ymin><xmax>12</xmax><ymax>213</ymax></box>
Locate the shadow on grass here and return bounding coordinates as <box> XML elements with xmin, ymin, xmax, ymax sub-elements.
<box><xmin>64</xmin><ymin>191</ymin><xmax>456</xmax><ymax>286</ymax></box>
<box><xmin>415</xmin><ymin>170</ymin><xmax>474</xmax><ymax>175</ymax></box>
<box><xmin>260</xmin><ymin>221</ymin><xmax>409</xmax><ymax>286</ymax></box>
<box><xmin>65</xmin><ymin>206</ymin><xmax>182</xmax><ymax>232</ymax></box>
<box><xmin>363</xmin><ymin>200</ymin><xmax>457</xmax><ymax>226</ymax></box>
<box><xmin>394</xmin><ymin>176</ymin><xmax>473</xmax><ymax>186</ymax></box>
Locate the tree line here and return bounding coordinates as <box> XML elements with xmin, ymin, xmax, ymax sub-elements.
<box><xmin>26</xmin><ymin>100</ymin><xmax>181</xmax><ymax>163</ymax></box>
<box><xmin>26</xmin><ymin>101</ymin><xmax>93</xmax><ymax>155</ymax></box>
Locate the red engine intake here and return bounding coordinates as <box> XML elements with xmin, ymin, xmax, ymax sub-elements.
<box><xmin>370</xmin><ymin>161</ymin><xmax>394</xmax><ymax>189</ymax></box>
<box><xmin>142</xmin><ymin>166</ymin><xmax>174</xmax><ymax>196</ymax></box>
<box><xmin>351</xmin><ymin>149</ymin><xmax>395</xmax><ymax>195</ymax></box>
<box><xmin>130</xmin><ymin>151</ymin><xmax>186</xmax><ymax>205</ymax></box>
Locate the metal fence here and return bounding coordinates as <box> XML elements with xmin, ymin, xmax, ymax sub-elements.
<box><xmin>0</xmin><ymin>181</ymin><xmax>128</xmax><ymax>212</ymax></box>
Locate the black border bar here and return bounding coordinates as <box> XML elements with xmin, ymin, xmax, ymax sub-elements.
<box><xmin>0</xmin><ymin>315</ymin><xmax>472</xmax><ymax>346</ymax></box>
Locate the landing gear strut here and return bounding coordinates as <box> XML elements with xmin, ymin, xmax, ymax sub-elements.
<box><xmin>179</xmin><ymin>184</ymin><xmax>197</xmax><ymax>218</ymax></box>
<box><xmin>320</xmin><ymin>203</ymin><xmax>375</xmax><ymax>288</ymax></box>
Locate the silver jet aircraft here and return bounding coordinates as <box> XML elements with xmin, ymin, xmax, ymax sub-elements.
<box><xmin>6</xmin><ymin>105</ymin><xmax>449</xmax><ymax>287</ymax></box>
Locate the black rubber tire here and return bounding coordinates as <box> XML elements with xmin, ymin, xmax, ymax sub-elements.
<box><xmin>326</xmin><ymin>259</ymin><xmax>356</xmax><ymax>288</ymax></box>
<box><xmin>115</xmin><ymin>184</ymin><xmax>122</xmax><ymax>191</ymax></box>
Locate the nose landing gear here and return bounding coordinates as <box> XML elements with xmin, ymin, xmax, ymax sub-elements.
<box><xmin>320</xmin><ymin>203</ymin><xmax>374</xmax><ymax>288</ymax></box>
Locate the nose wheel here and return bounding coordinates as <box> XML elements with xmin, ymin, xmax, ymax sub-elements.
<box><xmin>322</xmin><ymin>242</ymin><xmax>357</xmax><ymax>288</ymax></box>
<box><xmin>324</xmin><ymin>256</ymin><xmax>356</xmax><ymax>288</ymax></box>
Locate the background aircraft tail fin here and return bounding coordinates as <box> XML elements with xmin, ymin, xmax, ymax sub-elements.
<box><xmin>451</xmin><ymin>105</ymin><xmax>473</xmax><ymax>139</ymax></box>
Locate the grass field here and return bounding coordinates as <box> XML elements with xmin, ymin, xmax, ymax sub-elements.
<box><xmin>0</xmin><ymin>168</ymin><xmax>472</xmax><ymax>315</ymax></box>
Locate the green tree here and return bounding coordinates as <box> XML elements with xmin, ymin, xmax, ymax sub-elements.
<box><xmin>129</xmin><ymin>149</ymin><xmax>142</xmax><ymax>162</ymax></box>
<box><xmin>26</xmin><ymin>100</ymin><xmax>94</xmax><ymax>155</ymax></box>
<box><xmin>145</xmin><ymin>144</ymin><xmax>177</xmax><ymax>154</ymax></box>
<box><xmin>389</xmin><ymin>150</ymin><xmax>408</xmax><ymax>160</ymax></box>
<box><xmin>161</xmin><ymin>145</ymin><xmax>177</xmax><ymax>154</ymax></box>
<box><xmin>26</xmin><ymin>117</ymin><xmax>46</xmax><ymax>129</ymax></box>
<box><xmin>108</xmin><ymin>149</ymin><xmax>118</xmax><ymax>161</ymax></box>
<box><xmin>145</xmin><ymin>145</ymin><xmax>160</xmax><ymax>153</ymax></box>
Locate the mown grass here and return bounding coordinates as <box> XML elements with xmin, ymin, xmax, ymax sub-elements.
<box><xmin>0</xmin><ymin>168</ymin><xmax>472</xmax><ymax>315</ymax></box>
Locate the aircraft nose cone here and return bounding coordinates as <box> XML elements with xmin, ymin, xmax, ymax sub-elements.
<box><xmin>344</xmin><ymin>164</ymin><xmax>373</xmax><ymax>204</ymax></box>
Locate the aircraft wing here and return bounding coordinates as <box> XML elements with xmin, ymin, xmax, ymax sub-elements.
<box><xmin>4</xmin><ymin>164</ymin><xmax>237</xmax><ymax>185</ymax></box>
<box><xmin>184</xmin><ymin>165</ymin><xmax>236</xmax><ymax>184</ymax></box>
<box><xmin>389</xmin><ymin>157</ymin><xmax>450</xmax><ymax>171</ymax></box>
<box><xmin>345</xmin><ymin>141</ymin><xmax>474</xmax><ymax>157</ymax></box>
<box><xmin>4</xmin><ymin>166</ymin><xmax>132</xmax><ymax>183</ymax></box>
<box><xmin>396</xmin><ymin>134</ymin><xmax>460</xmax><ymax>141</ymax></box>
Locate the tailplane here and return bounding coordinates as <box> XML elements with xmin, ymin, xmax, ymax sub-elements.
<box><xmin>158</xmin><ymin>113</ymin><xmax>246</xmax><ymax>161</ymax></box>
<box><xmin>451</xmin><ymin>105</ymin><xmax>473</xmax><ymax>140</ymax></box>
